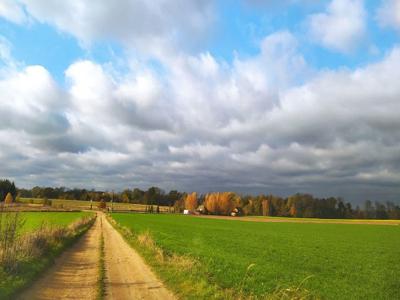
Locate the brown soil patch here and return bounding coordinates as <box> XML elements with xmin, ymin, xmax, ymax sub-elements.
<box><xmin>195</xmin><ymin>215</ymin><xmax>399</xmax><ymax>225</ymax></box>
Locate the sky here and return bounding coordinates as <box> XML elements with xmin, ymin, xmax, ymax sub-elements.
<box><xmin>0</xmin><ymin>0</ymin><xmax>399</xmax><ymax>203</ymax></box>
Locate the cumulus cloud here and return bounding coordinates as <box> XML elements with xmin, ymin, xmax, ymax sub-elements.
<box><xmin>0</xmin><ymin>65</ymin><xmax>68</xmax><ymax>135</ymax></box>
<box><xmin>308</xmin><ymin>0</ymin><xmax>366</xmax><ymax>53</ymax></box>
<box><xmin>376</xmin><ymin>0</ymin><xmax>400</xmax><ymax>30</ymax></box>
<box><xmin>0</xmin><ymin>0</ymin><xmax>26</xmax><ymax>24</ymax></box>
<box><xmin>12</xmin><ymin>0</ymin><xmax>214</xmax><ymax>56</ymax></box>
<box><xmin>243</xmin><ymin>0</ymin><xmax>315</xmax><ymax>9</ymax></box>
<box><xmin>1</xmin><ymin>25</ymin><xmax>400</xmax><ymax>202</ymax></box>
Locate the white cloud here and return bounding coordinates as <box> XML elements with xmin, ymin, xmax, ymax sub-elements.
<box><xmin>0</xmin><ymin>26</ymin><xmax>400</xmax><ymax>201</ymax></box>
<box><xmin>15</xmin><ymin>0</ymin><xmax>214</xmax><ymax>56</ymax></box>
<box><xmin>376</xmin><ymin>0</ymin><xmax>400</xmax><ymax>30</ymax></box>
<box><xmin>308</xmin><ymin>0</ymin><xmax>366</xmax><ymax>53</ymax></box>
<box><xmin>0</xmin><ymin>36</ymin><xmax>17</xmax><ymax>69</ymax></box>
<box><xmin>0</xmin><ymin>0</ymin><xmax>26</xmax><ymax>24</ymax></box>
<box><xmin>0</xmin><ymin>65</ymin><xmax>67</xmax><ymax>135</ymax></box>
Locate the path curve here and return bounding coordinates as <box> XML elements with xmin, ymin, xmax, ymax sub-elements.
<box><xmin>101</xmin><ymin>213</ymin><xmax>175</xmax><ymax>300</ymax></box>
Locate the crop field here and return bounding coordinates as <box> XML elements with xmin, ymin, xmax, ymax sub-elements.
<box><xmin>19</xmin><ymin>212</ymin><xmax>92</xmax><ymax>233</ymax></box>
<box><xmin>111</xmin><ymin>213</ymin><xmax>400</xmax><ymax>299</ymax></box>
<box><xmin>200</xmin><ymin>215</ymin><xmax>400</xmax><ymax>225</ymax></box>
<box><xmin>18</xmin><ymin>198</ymin><xmax>170</xmax><ymax>212</ymax></box>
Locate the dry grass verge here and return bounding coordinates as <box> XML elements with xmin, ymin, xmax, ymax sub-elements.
<box><xmin>0</xmin><ymin>209</ymin><xmax>95</xmax><ymax>299</ymax></box>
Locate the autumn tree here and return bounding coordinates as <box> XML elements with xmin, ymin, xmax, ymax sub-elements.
<box><xmin>0</xmin><ymin>180</ymin><xmax>16</xmax><ymax>202</ymax></box>
<box><xmin>184</xmin><ymin>192</ymin><xmax>198</xmax><ymax>212</ymax></box>
<box><xmin>204</xmin><ymin>192</ymin><xmax>237</xmax><ymax>215</ymax></box>
<box><xmin>204</xmin><ymin>193</ymin><xmax>218</xmax><ymax>214</ymax></box>
<box><xmin>261</xmin><ymin>198</ymin><xmax>270</xmax><ymax>216</ymax></box>
<box><xmin>4</xmin><ymin>192</ymin><xmax>13</xmax><ymax>204</ymax></box>
<box><xmin>218</xmin><ymin>192</ymin><xmax>236</xmax><ymax>215</ymax></box>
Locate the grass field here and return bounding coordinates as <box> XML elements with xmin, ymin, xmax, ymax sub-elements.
<box><xmin>19</xmin><ymin>212</ymin><xmax>91</xmax><ymax>233</ymax></box>
<box><xmin>111</xmin><ymin>213</ymin><xmax>400</xmax><ymax>299</ymax></box>
<box><xmin>18</xmin><ymin>198</ymin><xmax>170</xmax><ymax>212</ymax></box>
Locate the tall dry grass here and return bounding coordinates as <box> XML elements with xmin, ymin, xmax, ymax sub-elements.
<box><xmin>0</xmin><ymin>206</ymin><xmax>24</xmax><ymax>271</ymax></box>
<box><xmin>0</xmin><ymin>208</ymin><xmax>95</xmax><ymax>274</ymax></box>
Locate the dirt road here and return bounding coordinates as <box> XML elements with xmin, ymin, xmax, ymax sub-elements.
<box><xmin>18</xmin><ymin>213</ymin><xmax>174</xmax><ymax>300</ymax></box>
<box><xmin>18</xmin><ymin>217</ymin><xmax>101</xmax><ymax>300</ymax></box>
<box><xmin>101</xmin><ymin>213</ymin><xmax>174</xmax><ymax>300</ymax></box>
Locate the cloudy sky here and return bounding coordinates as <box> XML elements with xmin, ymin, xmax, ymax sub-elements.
<box><xmin>0</xmin><ymin>0</ymin><xmax>399</xmax><ymax>202</ymax></box>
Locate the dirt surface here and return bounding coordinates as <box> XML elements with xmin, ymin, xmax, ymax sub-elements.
<box><xmin>101</xmin><ymin>213</ymin><xmax>175</xmax><ymax>300</ymax></box>
<box><xmin>18</xmin><ymin>213</ymin><xmax>175</xmax><ymax>300</ymax></box>
<box><xmin>196</xmin><ymin>215</ymin><xmax>400</xmax><ymax>225</ymax></box>
<box><xmin>18</xmin><ymin>218</ymin><xmax>101</xmax><ymax>300</ymax></box>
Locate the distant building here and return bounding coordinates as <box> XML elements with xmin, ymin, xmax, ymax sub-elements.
<box><xmin>231</xmin><ymin>207</ymin><xmax>243</xmax><ymax>217</ymax></box>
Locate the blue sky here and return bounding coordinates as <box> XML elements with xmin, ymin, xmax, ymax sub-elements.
<box><xmin>1</xmin><ymin>1</ymin><xmax>399</xmax><ymax>80</ymax></box>
<box><xmin>0</xmin><ymin>0</ymin><xmax>399</xmax><ymax>202</ymax></box>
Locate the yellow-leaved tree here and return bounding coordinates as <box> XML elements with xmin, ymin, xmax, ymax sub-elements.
<box><xmin>4</xmin><ymin>192</ymin><xmax>13</xmax><ymax>204</ymax></box>
<box><xmin>184</xmin><ymin>192</ymin><xmax>198</xmax><ymax>212</ymax></box>
<box><xmin>204</xmin><ymin>192</ymin><xmax>237</xmax><ymax>215</ymax></box>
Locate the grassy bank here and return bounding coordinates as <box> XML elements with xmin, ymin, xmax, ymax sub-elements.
<box><xmin>0</xmin><ymin>211</ymin><xmax>95</xmax><ymax>299</ymax></box>
<box><xmin>110</xmin><ymin>213</ymin><xmax>400</xmax><ymax>299</ymax></box>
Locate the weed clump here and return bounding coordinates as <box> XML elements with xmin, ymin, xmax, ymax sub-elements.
<box><xmin>0</xmin><ymin>208</ymin><xmax>24</xmax><ymax>271</ymax></box>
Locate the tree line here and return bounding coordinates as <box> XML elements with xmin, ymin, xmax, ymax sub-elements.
<box><xmin>3</xmin><ymin>179</ymin><xmax>399</xmax><ymax>219</ymax></box>
<box><xmin>17</xmin><ymin>185</ymin><xmax>183</xmax><ymax>207</ymax></box>
<box><xmin>176</xmin><ymin>191</ymin><xmax>400</xmax><ymax>219</ymax></box>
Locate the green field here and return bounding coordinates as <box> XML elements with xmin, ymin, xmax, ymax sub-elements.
<box><xmin>111</xmin><ymin>213</ymin><xmax>400</xmax><ymax>299</ymax></box>
<box><xmin>19</xmin><ymin>212</ymin><xmax>91</xmax><ymax>232</ymax></box>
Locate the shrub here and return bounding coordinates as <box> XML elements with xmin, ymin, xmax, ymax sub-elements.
<box><xmin>173</xmin><ymin>198</ymin><xmax>184</xmax><ymax>213</ymax></box>
<box><xmin>43</xmin><ymin>198</ymin><xmax>52</xmax><ymax>207</ymax></box>
<box><xmin>98</xmin><ymin>200</ymin><xmax>106</xmax><ymax>209</ymax></box>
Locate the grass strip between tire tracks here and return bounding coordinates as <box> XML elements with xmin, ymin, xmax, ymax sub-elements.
<box><xmin>98</xmin><ymin>218</ymin><xmax>106</xmax><ymax>300</ymax></box>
